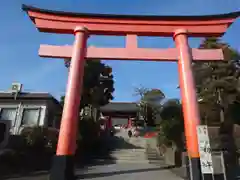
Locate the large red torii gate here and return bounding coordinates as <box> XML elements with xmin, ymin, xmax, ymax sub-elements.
<box><xmin>22</xmin><ymin>5</ymin><xmax>239</xmax><ymax>180</ymax></box>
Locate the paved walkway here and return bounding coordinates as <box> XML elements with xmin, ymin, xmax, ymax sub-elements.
<box><xmin>3</xmin><ymin>162</ymin><xmax>183</xmax><ymax>180</ymax></box>
<box><xmin>3</xmin><ymin>132</ymin><xmax>183</xmax><ymax>180</ymax></box>
<box><xmin>76</xmin><ymin>163</ymin><xmax>183</xmax><ymax>180</ymax></box>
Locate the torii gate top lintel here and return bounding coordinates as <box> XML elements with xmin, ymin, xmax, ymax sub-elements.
<box><xmin>22</xmin><ymin>4</ymin><xmax>240</xmax><ymax>37</ymax></box>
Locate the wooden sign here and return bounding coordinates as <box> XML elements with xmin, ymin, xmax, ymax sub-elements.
<box><xmin>197</xmin><ymin>125</ymin><xmax>214</xmax><ymax>174</ymax></box>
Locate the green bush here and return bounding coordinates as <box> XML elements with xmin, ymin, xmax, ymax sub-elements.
<box><xmin>157</xmin><ymin>118</ymin><xmax>184</xmax><ymax>149</ymax></box>
<box><xmin>0</xmin><ymin>127</ymin><xmax>58</xmax><ymax>176</ymax></box>
<box><xmin>20</xmin><ymin>126</ymin><xmax>59</xmax><ymax>154</ymax></box>
<box><xmin>77</xmin><ymin>118</ymin><xmax>101</xmax><ymax>154</ymax></box>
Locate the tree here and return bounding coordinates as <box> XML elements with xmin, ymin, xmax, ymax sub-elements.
<box><xmin>193</xmin><ymin>38</ymin><xmax>240</xmax><ymax>174</ymax></box>
<box><xmin>134</xmin><ymin>87</ymin><xmax>185</xmax><ymax>156</ymax></box>
<box><xmin>158</xmin><ymin>99</ymin><xmax>184</xmax><ymax>149</ymax></box>
<box><xmin>62</xmin><ymin>59</ymin><xmax>114</xmax><ymax>109</ymax></box>
<box><xmin>193</xmin><ymin>37</ymin><xmax>240</xmax><ymax>125</ymax></box>
<box><xmin>135</xmin><ymin>87</ymin><xmax>165</xmax><ymax>126</ymax></box>
<box><xmin>133</xmin><ymin>86</ymin><xmax>149</xmax><ymax>99</ymax></box>
<box><xmin>62</xmin><ymin>59</ymin><xmax>115</xmax><ymax>157</ymax></box>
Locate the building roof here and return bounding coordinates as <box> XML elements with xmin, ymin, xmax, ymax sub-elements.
<box><xmin>100</xmin><ymin>102</ymin><xmax>138</xmax><ymax>112</ymax></box>
<box><xmin>22</xmin><ymin>4</ymin><xmax>240</xmax><ymax>21</ymax></box>
<box><xmin>0</xmin><ymin>92</ymin><xmax>60</xmax><ymax>105</ymax></box>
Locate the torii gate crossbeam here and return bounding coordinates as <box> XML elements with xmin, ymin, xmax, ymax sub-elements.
<box><xmin>39</xmin><ymin>45</ymin><xmax>223</xmax><ymax>61</ymax></box>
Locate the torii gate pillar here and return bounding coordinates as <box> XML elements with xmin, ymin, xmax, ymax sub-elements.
<box><xmin>174</xmin><ymin>29</ymin><xmax>201</xmax><ymax>179</ymax></box>
<box><xmin>50</xmin><ymin>27</ymin><xmax>88</xmax><ymax>180</ymax></box>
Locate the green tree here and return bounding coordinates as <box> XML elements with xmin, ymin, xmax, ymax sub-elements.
<box><xmin>193</xmin><ymin>38</ymin><xmax>240</xmax><ymax>172</ymax></box>
<box><xmin>193</xmin><ymin>37</ymin><xmax>240</xmax><ymax>125</ymax></box>
<box><xmin>62</xmin><ymin>59</ymin><xmax>114</xmax><ymax>108</ymax></box>
<box><xmin>133</xmin><ymin>86</ymin><xmax>149</xmax><ymax>99</ymax></box>
<box><xmin>62</xmin><ymin>59</ymin><xmax>115</xmax><ymax>156</ymax></box>
<box><xmin>158</xmin><ymin>99</ymin><xmax>184</xmax><ymax>148</ymax></box>
<box><xmin>134</xmin><ymin>87</ymin><xmax>185</xmax><ymax>153</ymax></box>
<box><xmin>134</xmin><ymin>87</ymin><xmax>165</xmax><ymax>126</ymax></box>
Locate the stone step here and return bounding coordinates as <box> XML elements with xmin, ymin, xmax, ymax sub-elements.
<box><xmin>111</xmin><ymin>154</ymin><xmax>146</xmax><ymax>158</ymax></box>
<box><xmin>112</xmin><ymin>148</ymin><xmax>146</xmax><ymax>152</ymax></box>
<box><xmin>111</xmin><ymin>153</ymin><xmax>146</xmax><ymax>156</ymax></box>
<box><xmin>147</xmin><ymin>152</ymin><xmax>160</xmax><ymax>156</ymax></box>
<box><xmin>111</xmin><ymin>155</ymin><xmax>148</xmax><ymax>159</ymax></box>
<box><xmin>149</xmin><ymin>160</ymin><xmax>166</xmax><ymax>165</ymax></box>
<box><xmin>110</xmin><ymin>148</ymin><xmax>148</xmax><ymax>161</ymax></box>
<box><xmin>115</xmin><ymin>160</ymin><xmax>149</xmax><ymax>163</ymax></box>
<box><xmin>147</xmin><ymin>155</ymin><xmax>160</xmax><ymax>159</ymax></box>
<box><xmin>146</xmin><ymin>149</ymin><xmax>158</xmax><ymax>152</ymax></box>
<box><xmin>111</xmin><ymin>154</ymin><xmax>146</xmax><ymax>157</ymax></box>
<box><xmin>89</xmin><ymin>155</ymin><xmax>146</xmax><ymax>160</ymax></box>
<box><xmin>111</xmin><ymin>157</ymin><xmax>147</xmax><ymax>161</ymax></box>
<box><xmin>111</xmin><ymin>152</ymin><xmax>146</xmax><ymax>155</ymax></box>
<box><xmin>96</xmin><ymin>158</ymin><xmax>165</xmax><ymax>164</ymax></box>
<box><xmin>90</xmin><ymin>156</ymin><xmax>164</xmax><ymax>164</ymax></box>
<box><xmin>112</xmin><ymin>153</ymin><xmax>145</xmax><ymax>155</ymax></box>
<box><xmin>110</xmin><ymin>155</ymin><xmax>147</xmax><ymax>160</ymax></box>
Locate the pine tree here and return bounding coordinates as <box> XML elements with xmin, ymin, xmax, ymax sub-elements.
<box><xmin>193</xmin><ymin>38</ymin><xmax>240</xmax><ymax>176</ymax></box>
<box><xmin>193</xmin><ymin>37</ymin><xmax>240</xmax><ymax>125</ymax></box>
<box><xmin>62</xmin><ymin>59</ymin><xmax>114</xmax><ymax>108</ymax></box>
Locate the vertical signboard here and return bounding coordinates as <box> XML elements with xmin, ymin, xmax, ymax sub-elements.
<box><xmin>197</xmin><ymin>125</ymin><xmax>214</xmax><ymax>174</ymax></box>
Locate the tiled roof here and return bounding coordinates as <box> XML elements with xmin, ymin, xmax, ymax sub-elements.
<box><xmin>0</xmin><ymin>92</ymin><xmax>60</xmax><ymax>104</ymax></box>
<box><xmin>22</xmin><ymin>4</ymin><xmax>240</xmax><ymax>21</ymax></box>
<box><xmin>100</xmin><ymin>102</ymin><xmax>138</xmax><ymax>112</ymax></box>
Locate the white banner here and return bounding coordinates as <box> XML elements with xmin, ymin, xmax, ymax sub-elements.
<box><xmin>197</xmin><ymin>125</ymin><xmax>214</xmax><ymax>174</ymax></box>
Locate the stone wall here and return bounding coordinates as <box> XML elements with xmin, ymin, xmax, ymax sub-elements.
<box><xmin>161</xmin><ymin>124</ymin><xmax>240</xmax><ymax>166</ymax></box>
<box><xmin>204</xmin><ymin>124</ymin><xmax>240</xmax><ymax>149</ymax></box>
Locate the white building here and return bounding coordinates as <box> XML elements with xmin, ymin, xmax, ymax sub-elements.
<box><xmin>0</xmin><ymin>88</ymin><xmax>62</xmax><ymax>148</ymax></box>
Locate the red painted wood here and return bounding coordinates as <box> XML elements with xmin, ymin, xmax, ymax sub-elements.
<box><xmin>35</xmin><ymin>18</ymin><xmax>228</xmax><ymax>37</ymax></box>
<box><xmin>23</xmin><ymin>5</ymin><xmax>239</xmax><ymax>180</ymax></box>
<box><xmin>126</xmin><ymin>34</ymin><xmax>138</xmax><ymax>49</ymax></box>
<box><xmin>174</xmin><ymin>29</ymin><xmax>201</xmax><ymax>158</ymax></box>
<box><xmin>56</xmin><ymin>27</ymin><xmax>88</xmax><ymax>156</ymax></box>
<box><xmin>39</xmin><ymin>45</ymin><xmax>224</xmax><ymax>61</ymax></box>
<box><xmin>24</xmin><ymin>8</ymin><xmax>239</xmax><ymax>37</ymax></box>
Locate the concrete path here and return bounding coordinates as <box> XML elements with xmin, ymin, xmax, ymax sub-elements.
<box><xmin>76</xmin><ymin>163</ymin><xmax>184</xmax><ymax>180</ymax></box>
<box><xmin>3</xmin><ymin>162</ymin><xmax>183</xmax><ymax>180</ymax></box>
<box><xmin>3</xmin><ymin>132</ymin><xmax>184</xmax><ymax>180</ymax></box>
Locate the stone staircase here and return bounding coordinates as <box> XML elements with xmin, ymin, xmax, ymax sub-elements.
<box><xmin>110</xmin><ymin>148</ymin><xmax>148</xmax><ymax>163</ymax></box>
<box><xmin>91</xmin><ymin>130</ymin><xmax>165</xmax><ymax>164</ymax></box>
<box><xmin>146</xmin><ymin>145</ymin><xmax>165</xmax><ymax>165</ymax></box>
<box><xmin>108</xmin><ymin>135</ymin><xmax>164</xmax><ymax>164</ymax></box>
<box><xmin>128</xmin><ymin>136</ymin><xmax>146</xmax><ymax>148</ymax></box>
<box><xmin>145</xmin><ymin>138</ymin><xmax>165</xmax><ymax>165</ymax></box>
<box><xmin>107</xmin><ymin>135</ymin><xmax>147</xmax><ymax>163</ymax></box>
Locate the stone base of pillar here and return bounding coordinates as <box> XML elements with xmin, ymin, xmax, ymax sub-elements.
<box><xmin>190</xmin><ymin>157</ymin><xmax>202</xmax><ymax>180</ymax></box>
<box><xmin>49</xmin><ymin>155</ymin><xmax>76</xmax><ymax>180</ymax></box>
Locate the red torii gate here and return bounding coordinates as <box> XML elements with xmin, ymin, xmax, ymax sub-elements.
<box><xmin>22</xmin><ymin>5</ymin><xmax>239</xmax><ymax>180</ymax></box>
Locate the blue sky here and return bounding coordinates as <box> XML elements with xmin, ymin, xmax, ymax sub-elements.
<box><xmin>0</xmin><ymin>0</ymin><xmax>239</xmax><ymax>102</ymax></box>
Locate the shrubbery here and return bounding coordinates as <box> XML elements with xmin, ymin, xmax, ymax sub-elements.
<box><xmin>0</xmin><ymin>126</ymin><xmax>59</xmax><ymax>177</ymax></box>
<box><xmin>0</xmin><ymin>119</ymin><xmax>105</xmax><ymax>177</ymax></box>
<box><xmin>157</xmin><ymin>118</ymin><xmax>184</xmax><ymax>149</ymax></box>
<box><xmin>20</xmin><ymin>126</ymin><xmax>59</xmax><ymax>154</ymax></box>
<box><xmin>76</xmin><ymin>118</ymin><xmax>102</xmax><ymax>155</ymax></box>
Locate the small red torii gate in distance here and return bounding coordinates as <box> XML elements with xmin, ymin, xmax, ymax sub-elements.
<box><xmin>22</xmin><ymin>5</ymin><xmax>239</xmax><ymax>180</ymax></box>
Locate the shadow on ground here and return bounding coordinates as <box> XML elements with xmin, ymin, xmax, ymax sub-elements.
<box><xmin>75</xmin><ymin>135</ymin><xmax>143</xmax><ymax>167</ymax></box>
<box><xmin>76</xmin><ymin>166</ymin><xmax>176</xmax><ymax>179</ymax></box>
<box><xmin>0</xmin><ymin>135</ymin><xmax>142</xmax><ymax>180</ymax></box>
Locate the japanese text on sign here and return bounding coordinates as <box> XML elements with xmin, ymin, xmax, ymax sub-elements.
<box><xmin>197</xmin><ymin>125</ymin><xmax>214</xmax><ymax>174</ymax></box>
